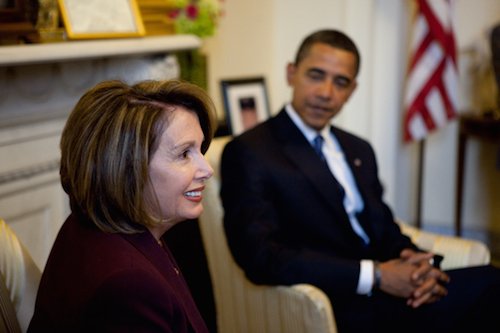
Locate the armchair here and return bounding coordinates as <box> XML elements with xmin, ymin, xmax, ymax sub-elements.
<box><xmin>198</xmin><ymin>136</ymin><xmax>491</xmax><ymax>333</ymax></box>
<box><xmin>0</xmin><ymin>219</ymin><xmax>41</xmax><ymax>333</ymax></box>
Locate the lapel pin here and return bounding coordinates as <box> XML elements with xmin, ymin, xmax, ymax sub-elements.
<box><xmin>354</xmin><ymin>158</ymin><xmax>362</xmax><ymax>167</ymax></box>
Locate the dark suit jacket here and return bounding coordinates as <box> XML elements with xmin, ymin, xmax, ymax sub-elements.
<box><xmin>221</xmin><ymin>108</ymin><xmax>418</xmax><ymax>298</ymax></box>
<box><xmin>28</xmin><ymin>212</ymin><xmax>208</xmax><ymax>333</ymax></box>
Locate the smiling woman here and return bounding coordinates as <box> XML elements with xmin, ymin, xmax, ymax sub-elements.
<box><xmin>28</xmin><ymin>79</ymin><xmax>216</xmax><ymax>333</ymax></box>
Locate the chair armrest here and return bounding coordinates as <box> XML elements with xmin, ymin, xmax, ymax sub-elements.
<box><xmin>0</xmin><ymin>219</ymin><xmax>41</xmax><ymax>332</ymax></box>
<box><xmin>282</xmin><ymin>284</ymin><xmax>337</xmax><ymax>333</ymax></box>
<box><xmin>397</xmin><ymin>221</ymin><xmax>490</xmax><ymax>270</ymax></box>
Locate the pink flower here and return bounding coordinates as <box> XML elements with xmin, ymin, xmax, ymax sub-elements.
<box><xmin>186</xmin><ymin>4</ymin><xmax>198</xmax><ymax>19</ymax></box>
<box><xmin>168</xmin><ymin>9</ymin><xmax>181</xmax><ymax>19</ymax></box>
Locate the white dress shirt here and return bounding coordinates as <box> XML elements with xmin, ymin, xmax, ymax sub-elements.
<box><xmin>285</xmin><ymin>104</ymin><xmax>375</xmax><ymax>295</ymax></box>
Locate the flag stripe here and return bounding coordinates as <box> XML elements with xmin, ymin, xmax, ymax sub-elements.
<box><xmin>404</xmin><ymin>0</ymin><xmax>458</xmax><ymax>142</ymax></box>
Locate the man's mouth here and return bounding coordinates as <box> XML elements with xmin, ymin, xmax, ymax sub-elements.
<box><xmin>308</xmin><ymin>103</ymin><xmax>332</xmax><ymax>113</ymax></box>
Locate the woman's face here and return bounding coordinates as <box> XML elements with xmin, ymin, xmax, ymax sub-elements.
<box><xmin>146</xmin><ymin>106</ymin><xmax>213</xmax><ymax>230</ymax></box>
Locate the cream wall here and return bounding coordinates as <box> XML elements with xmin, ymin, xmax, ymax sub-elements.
<box><xmin>203</xmin><ymin>0</ymin><xmax>500</xmax><ymax>233</ymax></box>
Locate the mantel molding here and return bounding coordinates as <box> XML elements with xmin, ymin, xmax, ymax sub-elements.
<box><xmin>0</xmin><ymin>35</ymin><xmax>201</xmax><ymax>67</ymax></box>
<box><xmin>0</xmin><ymin>34</ymin><xmax>200</xmax><ymax>127</ymax></box>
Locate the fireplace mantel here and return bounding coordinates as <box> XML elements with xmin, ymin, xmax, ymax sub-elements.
<box><xmin>0</xmin><ymin>34</ymin><xmax>201</xmax><ymax>127</ymax></box>
<box><xmin>0</xmin><ymin>35</ymin><xmax>201</xmax><ymax>66</ymax></box>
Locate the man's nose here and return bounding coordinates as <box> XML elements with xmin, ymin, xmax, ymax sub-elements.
<box><xmin>317</xmin><ymin>80</ymin><xmax>334</xmax><ymax>99</ymax></box>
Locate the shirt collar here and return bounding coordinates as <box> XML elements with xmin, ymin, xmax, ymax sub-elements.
<box><xmin>285</xmin><ymin>104</ymin><xmax>327</xmax><ymax>142</ymax></box>
<box><xmin>285</xmin><ymin>104</ymin><xmax>342</xmax><ymax>153</ymax></box>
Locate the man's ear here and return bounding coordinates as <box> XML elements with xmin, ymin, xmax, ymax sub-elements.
<box><xmin>345</xmin><ymin>79</ymin><xmax>358</xmax><ymax>101</ymax></box>
<box><xmin>286</xmin><ymin>63</ymin><xmax>296</xmax><ymax>86</ymax></box>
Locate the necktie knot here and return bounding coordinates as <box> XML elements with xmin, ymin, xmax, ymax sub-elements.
<box><xmin>313</xmin><ymin>135</ymin><xmax>325</xmax><ymax>161</ymax></box>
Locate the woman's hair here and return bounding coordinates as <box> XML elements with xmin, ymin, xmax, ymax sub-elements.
<box><xmin>294</xmin><ymin>29</ymin><xmax>361</xmax><ymax>76</ymax></box>
<box><xmin>60</xmin><ymin>79</ymin><xmax>216</xmax><ymax>234</ymax></box>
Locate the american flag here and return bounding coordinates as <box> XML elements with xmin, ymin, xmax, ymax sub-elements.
<box><xmin>403</xmin><ymin>0</ymin><xmax>458</xmax><ymax>142</ymax></box>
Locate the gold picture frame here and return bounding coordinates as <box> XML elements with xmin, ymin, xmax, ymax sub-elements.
<box><xmin>58</xmin><ymin>0</ymin><xmax>145</xmax><ymax>39</ymax></box>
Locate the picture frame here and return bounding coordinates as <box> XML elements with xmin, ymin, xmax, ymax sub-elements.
<box><xmin>221</xmin><ymin>77</ymin><xmax>271</xmax><ymax>136</ymax></box>
<box><xmin>58</xmin><ymin>0</ymin><xmax>145</xmax><ymax>39</ymax></box>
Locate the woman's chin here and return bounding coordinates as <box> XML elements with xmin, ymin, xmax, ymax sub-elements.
<box><xmin>181</xmin><ymin>206</ymin><xmax>204</xmax><ymax>221</ymax></box>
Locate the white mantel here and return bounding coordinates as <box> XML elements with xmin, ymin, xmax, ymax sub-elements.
<box><xmin>0</xmin><ymin>35</ymin><xmax>201</xmax><ymax>270</ymax></box>
<box><xmin>0</xmin><ymin>35</ymin><xmax>201</xmax><ymax>66</ymax></box>
<box><xmin>0</xmin><ymin>35</ymin><xmax>201</xmax><ymax>127</ymax></box>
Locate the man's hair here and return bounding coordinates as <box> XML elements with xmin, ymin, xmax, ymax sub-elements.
<box><xmin>294</xmin><ymin>29</ymin><xmax>361</xmax><ymax>76</ymax></box>
<box><xmin>60</xmin><ymin>79</ymin><xmax>216</xmax><ymax>234</ymax></box>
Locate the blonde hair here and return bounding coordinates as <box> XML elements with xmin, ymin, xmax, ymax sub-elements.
<box><xmin>60</xmin><ymin>79</ymin><xmax>216</xmax><ymax>233</ymax></box>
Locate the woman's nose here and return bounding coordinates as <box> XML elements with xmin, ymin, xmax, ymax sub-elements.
<box><xmin>199</xmin><ymin>155</ymin><xmax>214</xmax><ymax>180</ymax></box>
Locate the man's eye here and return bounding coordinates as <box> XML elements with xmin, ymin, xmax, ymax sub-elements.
<box><xmin>181</xmin><ymin>150</ymin><xmax>189</xmax><ymax>159</ymax></box>
<box><xmin>308</xmin><ymin>72</ymin><xmax>324</xmax><ymax>81</ymax></box>
<box><xmin>334</xmin><ymin>77</ymin><xmax>350</xmax><ymax>88</ymax></box>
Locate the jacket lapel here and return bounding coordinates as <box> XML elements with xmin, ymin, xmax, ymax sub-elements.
<box><xmin>272</xmin><ymin>110</ymin><xmax>349</xmax><ymax>218</ymax></box>
<box><xmin>121</xmin><ymin>230</ymin><xmax>175</xmax><ymax>279</ymax></box>
<box><xmin>332</xmin><ymin>126</ymin><xmax>375</xmax><ymax>239</ymax></box>
<box><xmin>332</xmin><ymin>126</ymin><xmax>366</xmax><ymax>199</ymax></box>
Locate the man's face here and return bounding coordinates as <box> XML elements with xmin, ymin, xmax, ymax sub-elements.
<box><xmin>287</xmin><ymin>42</ymin><xmax>358</xmax><ymax>131</ymax></box>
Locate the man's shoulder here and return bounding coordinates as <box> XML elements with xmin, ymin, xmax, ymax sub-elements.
<box><xmin>331</xmin><ymin>125</ymin><xmax>372</xmax><ymax>147</ymax></box>
<box><xmin>229</xmin><ymin>115</ymin><xmax>276</xmax><ymax>146</ymax></box>
<box><xmin>222</xmin><ymin>117</ymin><xmax>280</xmax><ymax>166</ymax></box>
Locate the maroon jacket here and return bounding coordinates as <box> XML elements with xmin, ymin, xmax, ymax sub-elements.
<box><xmin>28</xmin><ymin>212</ymin><xmax>208</xmax><ymax>333</ymax></box>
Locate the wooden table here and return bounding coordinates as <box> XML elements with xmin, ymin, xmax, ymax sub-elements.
<box><xmin>455</xmin><ymin>112</ymin><xmax>500</xmax><ymax>236</ymax></box>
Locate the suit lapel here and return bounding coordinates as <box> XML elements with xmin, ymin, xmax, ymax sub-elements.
<box><xmin>120</xmin><ymin>230</ymin><xmax>205</xmax><ymax>330</ymax></box>
<box><xmin>332</xmin><ymin>126</ymin><xmax>375</xmax><ymax>239</ymax></box>
<box><xmin>332</xmin><ymin>126</ymin><xmax>366</xmax><ymax>199</ymax></box>
<box><xmin>332</xmin><ymin>127</ymin><xmax>363</xmax><ymax>176</ymax></box>
<box><xmin>121</xmin><ymin>230</ymin><xmax>177</xmax><ymax>280</ymax></box>
<box><xmin>272</xmin><ymin>111</ymin><xmax>348</xmax><ymax>217</ymax></box>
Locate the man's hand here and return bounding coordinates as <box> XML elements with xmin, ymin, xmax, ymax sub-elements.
<box><xmin>399</xmin><ymin>249</ymin><xmax>450</xmax><ymax>308</ymax></box>
<box><xmin>377</xmin><ymin>259</ymin><xmax>420</xmax><ymax>298</ymax></box>
<box><xmin>376</xmin><ymin>249</ymin><xmax>450</xmax><ymax>308</ymax></box>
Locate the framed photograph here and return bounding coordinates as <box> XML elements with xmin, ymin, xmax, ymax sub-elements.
<box><xmin>58</xmin><ymin>0</ymin><xmax>145</xmax><ymax>39</ymax></box>
<box><xmin>221</xmin><ymin>77</ymin><xmax>271</xmax><ymax>136</ymax></box>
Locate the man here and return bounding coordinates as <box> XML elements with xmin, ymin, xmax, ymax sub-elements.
<box><xmin>220</xmin><ymin>29</ymin><xmax>500</xmax><ymax>332</ymax></box>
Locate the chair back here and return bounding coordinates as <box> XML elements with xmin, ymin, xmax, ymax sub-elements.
<box><xmin>198</xmin><ymin>136</ymin><xmax>337</xmax><ymax>333</ymax></box>
<box><xmin>0</xmin><ymin>219</ymin><xmax>42</xmax><ymax>333</ymax></box>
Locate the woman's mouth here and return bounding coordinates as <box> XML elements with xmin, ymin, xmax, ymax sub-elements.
<box><xmin>184</xmin><ymin>187</ymin><xmax>204</xmax><ymax>202</ymax></box>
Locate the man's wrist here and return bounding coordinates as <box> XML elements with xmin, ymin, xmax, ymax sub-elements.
<box><xmin>373</xmin><ymin>261</ymin><xmax>382</xmax><ymax>290</ymax></box>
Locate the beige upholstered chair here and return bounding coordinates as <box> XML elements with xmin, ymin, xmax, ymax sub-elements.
<box><xmin>398</xmin><ymin>221</ymin><xmax>490</xmax><ymax>270</ymax></box>
<box><xmin>199</xmin><ymin>136</ymin><xmax>491</xmax><ymax>333</ymax></box>
<box><xmin>0</xmin><ymin>219</ymin><xmax>42</xmax><ymax>333</ymax></box>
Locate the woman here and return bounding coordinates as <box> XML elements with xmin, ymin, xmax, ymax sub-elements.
<box><xmin>28</xmin><ymin>79</ymin><xmax>216</xmax><ymax>332</ymax></box>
